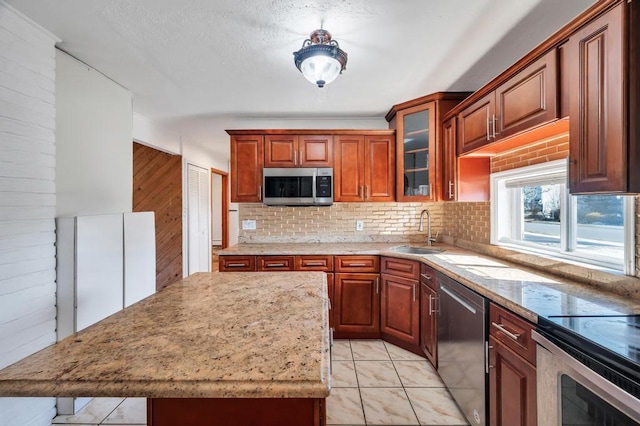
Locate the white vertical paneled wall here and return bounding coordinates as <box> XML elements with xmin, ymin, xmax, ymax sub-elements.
<box><xmin>0</xmin><ymin>3</ymin><xmax>58</xmax><ymax>425</ymax></box>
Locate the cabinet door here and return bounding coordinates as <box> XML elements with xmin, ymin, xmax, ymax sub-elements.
<box><xmin>264</xmin><ymin>135</ymin><xmax>298</xmax><ymax>167</ymax></box>
<box><xmin>567</xmin><ymin>3</ymin><xmax>626</xmax><ymax>193</ymax></box>
<box><xmin>489</xmin><ymin>336</ymin><xmax>537</xmax><ymax>426</ymax></box>
<box><xmin>334</xmin><ymin>135</ymin><xmax>365</xmax><ymax>202</ymax></box>
<box><xmin>230</xmin><ymin>135</ymin><xmax>263</xmax><ymax>202</ymax></box>
<box><xmin>333</xmin><ymin>273</ymin><xmax>380</xmax><ymax>338</ymax></box>
<box><xmin>364</xmin><ymin>135</ymin><xmax>395</xmax><ymax>201</ymax></box>
<box><xmin>420</xmin><ymin>283</ymin><xmax>437</xmax><ymax>368</ymax></box>
<box><xmin>381</xmin><ymin>274</ymin><xmax>419</xmax><ymax>347</ymax></box>
<box><xmin>458</xmin><ymin>92</ymin><xmax>494</xmax><ymax>154</ymax></box>
<box><xmin>396</xmin><ymin>102</ymin><xmax>437</xmax><ymax>201</ymax></box>
<box><xmin>495</xmin><ymin>50</ymin><xmax>558</xmax><ymax>139</ymax></box>
<box><xmin>441</xmin><ymin>117</ymin><xmax>457</xmax><ymax>201</ymax></box>
<box><xmin>299</xmin><ymin>135</ymin><xmax>333</xmax><ymax>167</ymax></box>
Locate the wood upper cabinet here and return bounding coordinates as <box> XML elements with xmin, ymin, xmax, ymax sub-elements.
<box><xmin>334</xmin><ymin>134</ymin><xmax>394</xmax><ymax>202</ymax></box>
<box><xmin>441</xmin><ymin>117</ymin><xmax>457</xmax><ymax>201</ymax></box>
<box><xmin>230</xmin><ymin>135</ymin><xmax>263</xmax><ymax>202</ymax></box>
<box><xmin>458</xmin><ymin>50</ymin><xmax>558</xmax><ymax>155</ymax></box>
<box><xmin>264</xmin><ymin>134</ymin><xmax>333</xmax><ymax>168</ymax></box>
<box><xmin>458</xmin><ymin>92</ymin><xmax>495</xmax><ymax>155</ymax></box>
<box><xmin>495</xmin><ymin>50</ymin><xmax>558</xmax><ymax>139</ymax></box>
<box><xmin>566</xmin><ymin>3</ymin><xmax>631</xmax><ymax>193</ymax></box>
<box><xmin>395</xmin><ymin>102</ymin><xmax>438</xmax><ymax>201</ymax></box>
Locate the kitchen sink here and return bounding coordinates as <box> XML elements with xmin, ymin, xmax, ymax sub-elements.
<box><xmin>391</xmin><ymin>246</ymin><xmax>444</xmax><ymax>255</ymax></box>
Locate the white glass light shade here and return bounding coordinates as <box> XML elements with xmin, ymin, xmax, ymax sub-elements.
<box><xmin>300</xmin><ymin>55</ymin><xmax>342</xmax><ymax>88</ymax></box>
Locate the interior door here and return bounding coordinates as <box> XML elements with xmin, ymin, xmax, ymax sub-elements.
<box><xmin>187</xmin><ymin>163</ymin><xmax>211</xmax><ymax>275</ymax></box>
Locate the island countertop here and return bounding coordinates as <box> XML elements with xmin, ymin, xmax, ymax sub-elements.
<box><xmin>0</xmin><ymin>272</ymin><xmax>331</xmax><ymax>399</ymax></box>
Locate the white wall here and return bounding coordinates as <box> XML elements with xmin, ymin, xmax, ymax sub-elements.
<box><xmin>0</xmin><ymin>3</ymin><xmax>58</xmax><ymax>425</ymax></box>
<box><xmin>55</xmin><ymin>50</ymin><xmax>133</xmax><ymax>217</ymax></box>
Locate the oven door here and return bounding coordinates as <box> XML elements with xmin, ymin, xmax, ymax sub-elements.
<box><xmin>533</xmin><ymin>331</ymin><xmax>640</xmax><ymax>425</ymax></box>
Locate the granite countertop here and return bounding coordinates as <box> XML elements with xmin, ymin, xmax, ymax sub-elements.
<box><xmin>0</xmin><ymin>272</ymin><xmax>330</xmax><ymax>399</ymax></box>
<box><xmin>220</xmin><ymin>243</ymin><xmax>640</xmax><ymax>323</ymax></box>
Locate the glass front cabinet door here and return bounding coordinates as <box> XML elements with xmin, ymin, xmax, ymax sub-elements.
<box><xmin>396</xmin><ymin>102</ymin><xmax>437</xmax><ymax>201</ymax></box>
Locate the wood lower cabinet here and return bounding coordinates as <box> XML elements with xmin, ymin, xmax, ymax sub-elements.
<box><xmin>381</xmin><ymin>273</ymin><xmax>419</xmax><ymax>350</ymax></box>
<box><xmin>489</xmin><ymin>303</ymin><xmax>536</xmax><ymax>426</ymax></box>
<box><xmin>333</xmin><ymin>273</ymin><xmax>380</xmax><ymax>339</ymax></box>
<box><xmin>148</xmin><ymin>397</ymin><xmax>325</xmax><ymax>426</ymax></box>
<box><xmin>230</xmin><ymin>135</ymin><xmax>263</xmax><ymax>202</ymax></box>
<box><xmin>419</xmin><ymin>264</ymin><xmax>438</xmax><ymax>367</ymax></box>
<box><xmin>380</xmin><ymin>257</ymin><xmax>420</xmax><ymax>353</ymax></box>
<box><xmin>219</xmin><ymin>255</ymin><xmax>256</xmax><ymax>272</ymax></box>
<box><xmin>489</xmin><ymin>336</ymin><xmax>537</xmax><ymax>426</ymax></box>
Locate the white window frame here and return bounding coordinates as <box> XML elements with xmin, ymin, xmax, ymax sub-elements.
<box><xmin>490</xmin><ymin>159</ymin><xmax>635</xmax><ymax>274</ymax></box>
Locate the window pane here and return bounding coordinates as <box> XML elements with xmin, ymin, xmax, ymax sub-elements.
<box><xmin>522</xmin><ymin>184</ymin><xmax>562</xmax><ymax>248</ymax></box>
<box><xmin>574</xmin><ymin>195</ymin><xmax>624</xmax><ymax>259</ymax></box>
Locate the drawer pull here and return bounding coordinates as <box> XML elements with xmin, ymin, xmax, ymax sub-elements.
<box><xmin>346</xmin><ymin>263</ymin><xmax>367</xmax><ymax>267</ymax></box>
<box><xmin>265</xmin><ymin>263</ymin><xmax>286</xmax><ymax>267</ymax></box>
<box><xmin>305</xmin><ymin>262</ymin><xmax>325</xmax><ymax>266</ymax></box>
<box><xmin>421</xmin><ymin>273</ymin><xmax>432</xmax><ymax>281</ymax></box>
<box><xmin>492</xmin><ymin>322</ymin><xmax>520</xmax><ymax>341</ymax></box>
<box><xmin>227</xmin><ymin>263</ymin><xmax>248</xmax><ymax>267</ymax></box>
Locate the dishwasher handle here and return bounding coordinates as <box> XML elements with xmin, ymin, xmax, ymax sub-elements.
<box><xmin>440</xmin><ymin>284</ymin><xmax>477</xmax><ymax>314</ymax></box>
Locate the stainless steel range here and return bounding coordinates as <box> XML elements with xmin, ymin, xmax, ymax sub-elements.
<box><xmin>533</xmin><ymin>314</ymin><xmax>640</xmax><ymax>425</ymax></box>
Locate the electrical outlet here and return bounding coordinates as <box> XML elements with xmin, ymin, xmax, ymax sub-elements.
<box><xmin>356</xmin><ymin>220</ymin><xmax>364</xmax><ymax>231</ymax></box>
<box><xmin>242</xmin><ymin>219</ymin><xmax>256</xmax><ymax>230</ymax></box>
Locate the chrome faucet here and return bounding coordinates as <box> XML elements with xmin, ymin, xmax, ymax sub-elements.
<box><xmin>418</xmin><ymin>209</ymin><xmax>436</xmax><ymax>246</ymax></box>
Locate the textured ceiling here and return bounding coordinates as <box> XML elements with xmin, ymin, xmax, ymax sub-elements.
<box><xmin>8</xmin><ymin>0</ymin><xmax>595</xmax><ymax>136</ymax></box>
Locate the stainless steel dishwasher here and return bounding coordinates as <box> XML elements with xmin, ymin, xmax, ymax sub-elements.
<box><xmin>437</xmin><ymin>272</ymin><xmax>488</xmax><ymax>426</ymax></box>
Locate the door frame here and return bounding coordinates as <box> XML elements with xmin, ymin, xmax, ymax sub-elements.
<box><xmin>211</xmin><ymin>168</ymin><xmax>229</xmax><ymax>249</ymax></box>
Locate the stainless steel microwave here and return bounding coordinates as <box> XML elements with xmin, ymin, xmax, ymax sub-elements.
<box><xmin>262</xmin><ymin>168</ymin><xmax>333</xmax><ymax>206</ymax></box>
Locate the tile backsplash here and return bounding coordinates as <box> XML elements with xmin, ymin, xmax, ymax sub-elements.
<box><xmin>238</xmin><ymin>202</ymin><xmax>444</xmax><ymax>244</ymax></box>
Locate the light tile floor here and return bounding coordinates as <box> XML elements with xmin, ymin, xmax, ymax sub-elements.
<box><xmin>51</xmin><ymin>339</ymin><xmax>468</xmax><ymax>426</ymax></box>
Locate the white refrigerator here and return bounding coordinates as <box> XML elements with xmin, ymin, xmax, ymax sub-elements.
<box><xmin>55</xmin><ymin>212</ymin><xmax>156</xmax><ymax>414</ymax></box>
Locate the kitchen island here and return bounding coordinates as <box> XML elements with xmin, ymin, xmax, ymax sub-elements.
<box><xmin>0</xmin><ymin>272</ymin><xmax>331</xmax><ymax>426</ymax></box>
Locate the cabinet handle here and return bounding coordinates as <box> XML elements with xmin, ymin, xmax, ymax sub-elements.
<box><xmin>412</xmin><ymin>283</ymin><xmax>416</xmax><ymax>302</ymax></box>
<box><xmin>227</xmin><ymin>263</ymin><xmax>248</xmax><ymax>268</ymax></box>
<box><xmin>361</xmin><ymin>186</ymin><xmax>365</xmax><ymax>201</ymax></box>
<box><xmin>492</xmin><ymin>114</ymin><xmax>498</xmax><ymax>139</ymax></box>
<box><xmin>448</xmin><ymin>181</ymin><xmax>454</xmax><ymax>199</ymax></box>
<box><xmin>346</xmin><ymin>263</ymin><xmax>367</xmax><ymax>267</ymax></box>
<box><xmin>294</xmin><ymin>150</ymin><xmax>297</xmax><ymax>166</ymax></box>
<box><xmin>305</xmin><ymin>262</ymin><xmax>325</xmax><ymax>266</ymax></box>
<box><xmin>421</xmin><ymin>273</ymin><xmax>432</xmax><ymax>281</ymax></box>
<box><xmin>492</xmin><ymin>322</ymin><xmax>520</xmax><ymax>341</ymax></box>
<box><xmin>428</xmin><ymin>294</ymin><xmax>433</xmax><ymax>315</ymax></box>
<box><xmin>429</xmin><ymin>183</ymin><xmax>433</xmax><ymax>199</ymax></box>
<box><xmin>376</xmin><ymin>277</ymin><xmax>380</xmax><ymax>294</ymax></box>
<box><xmin>258</xmin><ymin>185</ymin><xmax>262</xmax><ymax>201</ymax></box>
<box><xmin>486</xmin><ymin>116</ymin><xmax>491</xmax><ymax>141</ymax></box>
<box><xmin>486</xmin><ymin>341</ymin><xmax>494</xmax><ymax>373</ymax></box>
<box><xmin>265</xmin><ymin>263</ymin><xmax>286</xmax><ymax>267</ymax></box>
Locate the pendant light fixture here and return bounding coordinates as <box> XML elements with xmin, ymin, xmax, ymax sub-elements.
<box><xmin>293</xmin><ymin>29</ymin><xmax>348</xmax><ymax>88</ymax></box>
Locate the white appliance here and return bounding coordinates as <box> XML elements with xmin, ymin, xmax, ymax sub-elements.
<box><xmin>55</xmin><ymin>212</ymin><xmax>156</xmax><ymax>414</ymax></box>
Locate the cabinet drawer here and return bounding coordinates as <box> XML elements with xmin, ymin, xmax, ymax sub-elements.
<box><xmin>296</xmin><ymin>255</ymin><xmax>334</xmax><ymax>271</ymax></box>
<box><xmin>334</xmin><ymin>255</ymin><xmax>380</xmax><ymax>273</ymax></box>
<box><xmin>381</xmin><ymin>256</ymin><xmax>419</xmax><ymax>280</ymax></box>
<box><xmin>219</xmin><ymin>255</ymin><xmax>256</xmax><ymax>272</ymax></box>
<box><xmin>419</xmin><ymin>264</ymin><xmax>437</xmax><ymax>291</ymax></box>
<box><xmin>257</xmin><ymin>255</ymin><xmax>295</xmax><ymax>271</ymax></box>
<box><xmin>489</xmin><ymin>303</ymin><xmax>536</xmax><ymax>366</ymax></box>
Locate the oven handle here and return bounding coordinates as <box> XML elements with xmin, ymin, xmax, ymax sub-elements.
<box><xmin>532</xmin><ymin>330</ymin><xmax>640</xmax><ymax>422</ymax></box>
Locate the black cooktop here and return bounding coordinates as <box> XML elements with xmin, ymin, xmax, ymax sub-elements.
<box><xmin>537</xmin><ymin>315</ymin><xmax>640</xmax><ymax>397</ymax></box>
